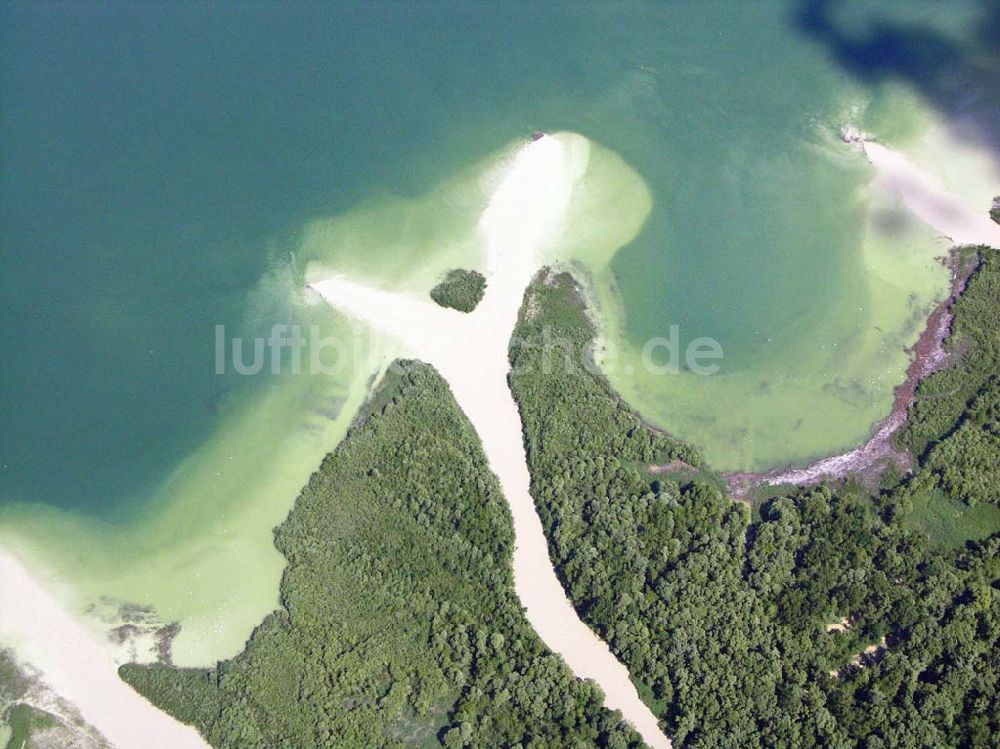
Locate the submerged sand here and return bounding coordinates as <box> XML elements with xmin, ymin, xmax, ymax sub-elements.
<box><xmin>728</xmin><ymin>133</ymin><xmax>1000</xmax><ymax>496</ymax></box>
<box><xmin>310</xmin><ymin>132</ymin><xmax>671</xmax><ymax>749</ymax></box>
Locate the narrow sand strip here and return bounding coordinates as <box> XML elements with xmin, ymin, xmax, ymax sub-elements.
<box><xmin>0</xmin><ymin>548</ymin><xmax>210</xmax><ymax>749</ymax></box>
<box><xmin>310</xmin><ymin>133</ymin><xmax>671</xmax><ymax>749</ymax></box>
<box><xmin>862</xmin><ymin>140</ymin><xmax>1000</xmax><ymax>247</ymax></box>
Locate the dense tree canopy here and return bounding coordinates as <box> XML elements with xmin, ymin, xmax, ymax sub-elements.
<box><xmin>123</xmin><ymin>248</ymin><xmax>1000</xmax><ymax>748</ymax></box>
<box><xmin>122</xmin><ymin>362</ymin><xmax>641</xmax><ymax>749</ymax></box>
<box><xmin>509</xmin><ymin>261</ymin><xmax>1000</xmax><ymax>748</ymax></box>
<box><xmin>900</xmin><ymin>249</ymin><xmax>1000</xmax><ymax>466</ymax></box>
<box><xmin>429</xmin><ymin>269</ymin><xmax>487</xmax><ymax>313</ymax></box>
<box><xmin>899</xmin><ymin>248</ymin><xmax>1000</xmax><ymax>509</ymax></box>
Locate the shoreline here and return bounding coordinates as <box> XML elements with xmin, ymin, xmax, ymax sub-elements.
<box><xmin>724</xmin><ymin>248</ymin><xmax>978</xmax><ymax>500</ymax></box>
<box><xmin>0</xmin><ymin>547</ymin><xmax>209</xmax><ymax>748</ymax></box>
<box><xmin>0</xmin><ymin>126</ymin><xmax>991</xmax><ymax>746</ymax></box>
<box><xmin>722</xmin><ymin>130</ymin><xmax>1000</xmax><ymax>501</ymax></box>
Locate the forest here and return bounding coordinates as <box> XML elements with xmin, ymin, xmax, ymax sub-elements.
<box><xmin>121</xmin><ymin>362</ymin><xmax>640</xmax><ymax>749</ymax></box>
<box><xmin>901</xmin><ymin>249</ymin><xmax>1000</xmax><ymax>509</ymax></box>
<box><xmin>122</xmin><ymin>248</ymin><xmax>999</xmax><ymax>748</ymax></box>
<box><xmin>508</xmin><ymin>253</ymin><xmax>999</xmax><ymax>748</ymax></box>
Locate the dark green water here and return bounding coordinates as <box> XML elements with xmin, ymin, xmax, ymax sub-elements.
<box><xmin>0</xmin><ymin>2</ymin><xmax>991</xmax><ymax>515</ymax></box>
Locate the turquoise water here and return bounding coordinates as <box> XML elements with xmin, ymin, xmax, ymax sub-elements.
<box><xmin>1</xmin><ymin>1</ymin><xmax>995</xmax><ymax>661</ymax></box>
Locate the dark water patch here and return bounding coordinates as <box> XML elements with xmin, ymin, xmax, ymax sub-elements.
<box><xmin>792</xmin><ymin>0</ymin><xmax>1000</xmax><ymax>160</ymax></box>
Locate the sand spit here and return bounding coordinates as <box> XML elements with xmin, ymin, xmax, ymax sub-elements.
<box><xmin>861</xmin><ymin>140</ymin><xmax>1000</xmax><ymax>248</ymax></box>
<box><xmin>310</xmin><ymin>133</ymin><xmax>671</xmax><ymax>749</ymax></box>
<box><xmin>727</xmin><ymin>134</ymin><xmax>998</xmax><ymax>500</ymax></box>
<box><xmin>0</xmin><ymin>548</ymin><xmax>210</xmax><ymax>749</ymax></box>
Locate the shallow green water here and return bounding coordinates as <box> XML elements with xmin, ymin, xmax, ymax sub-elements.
<box><xmin>1</xmin><ymin>1</ymin><xmax>995</xmax><ymax>661</ymax></box>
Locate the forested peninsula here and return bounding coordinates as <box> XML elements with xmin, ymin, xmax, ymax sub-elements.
<box><xmin>508</xmin><ymin>256</ymin><xmax>999</xmax><ymax>747</ymax></box>
<box><xmin>123</xmin><ymin>249</ymin><xmax>999</xmax><ymax>748</ymax></box>
<box><xmin>121</xmin><ymin>362</ymin><xmax>641</xmax><ymax>749</ymax></box>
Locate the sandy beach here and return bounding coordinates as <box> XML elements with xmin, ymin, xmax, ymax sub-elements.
<box><xmin>310</xmin><ymin>132</ymin><xmax>672</xmax><ymax>749</ymax></box>
<box><xmin>0</xmin><ymin>547</ymin><xmax>209</xmax><ymax>749</ymax></box>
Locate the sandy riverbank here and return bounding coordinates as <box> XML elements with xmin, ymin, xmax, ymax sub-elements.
<box><xmin>310</xmin><ymin>132</ymin><xmax>671</xmax><ymax>749</ymax></box>
<box><xmin>0</xmin><ymin>548</ymin><xmax>209</xmax><ymax>748</ymax></box>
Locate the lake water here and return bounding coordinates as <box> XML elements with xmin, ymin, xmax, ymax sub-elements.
<box><xmin>1</xmin><ymin>1</ymin><xmax>997</xmax><ymax>663</ymax></box>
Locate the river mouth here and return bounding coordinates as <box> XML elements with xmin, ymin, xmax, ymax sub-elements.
<box><xmin>309</xmin><ymin>133</ymin><xmax>671</xmax><ymax>748</ymax></box>
<box><xmin>2</xmin><ymin>0</ymin><xmax>997</xmax><ymax>708</ymax></box>
<box><xmin>2</xmin><ymin>113</ymin><xmax>995</xmax><ymax>667</ymax></box>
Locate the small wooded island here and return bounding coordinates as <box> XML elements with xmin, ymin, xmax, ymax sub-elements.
<box><xmin>429</xmin><ymin>269</ymin><xmax>487</xmax><ymax>313</ymax></box>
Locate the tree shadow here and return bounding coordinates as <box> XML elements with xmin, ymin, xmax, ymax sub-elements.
<box><xmin>793</xmin><ymin>0</ymin><xmax>1000</xmax><ymax>160</ymax></box>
